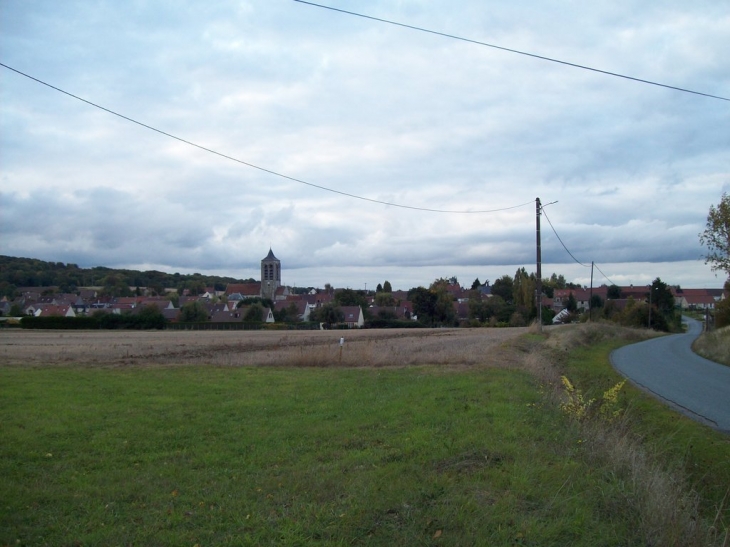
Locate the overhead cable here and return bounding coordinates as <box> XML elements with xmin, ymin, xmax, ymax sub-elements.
<box><xmin>0</xmin><ymin>62</ymin><xmax>533</xmax><ymax>215</ymax></box>
<box><xmin>294</xmin><ymin>0</ymin><xmax>729</xmax><ymax>103</ymax></box>
<box><xmin>593</xmin><ymin>263</ymin><xmax>618</xmax><ymax>287</ymax></box>
<box><xmin>541</xmin><ymin>207</ymin><xmax>590</xmax><ymax>267</ymax></box>
<box><xmin>542</xmin><ymin>208</ymin><xmax>620</xmax><ymax>286</ymax></box>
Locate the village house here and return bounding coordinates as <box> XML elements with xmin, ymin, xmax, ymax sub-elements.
<box><xmin>34</xmin><ymin>304</ymin><xmax>76</xmax><ymax>318</ymax></box>
<box><xmin>340</xmin><ymin>306</ymin><xmax>365</xmax><ymax>328</ymax></box>
<box><xmin>672</xmin><ymin>288</ymin><xmax>725</xmax><ymax>310</ymax></box>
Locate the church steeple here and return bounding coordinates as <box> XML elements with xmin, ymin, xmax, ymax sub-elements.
<box><xmin>260</xmin><ymin>248</ymin><xmax>281</xmax><ymax>300</ymax></box>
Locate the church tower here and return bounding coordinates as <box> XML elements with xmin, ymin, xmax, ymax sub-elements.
<box><xmin>260</xmin><ymin>248</ymin><xmax>281</xmax><ymax>301</ymax></box>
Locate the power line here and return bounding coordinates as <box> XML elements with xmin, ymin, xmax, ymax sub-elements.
<box><xmin>541</xmin><ymin>207</ymin><xmax>590</xmax><ymax>267</ymax></box>
<box><xmin>0</xmin><ymin>62</ymin><xmax>532</xmax><ymax>215</ymax></box>
<box><xmin>593</xmin><ymin>263</ymin><xmax>618</xmax><ymax>287</ymax></box>
<box><xmin>294</xmin><ymin>0</ymin><xmax>730</xmax><ymax>103</ymax></box>
<box><xmin>541</xmin><ymin>207</ymin><xmax>619</xmax><ymax>286</ymax></box>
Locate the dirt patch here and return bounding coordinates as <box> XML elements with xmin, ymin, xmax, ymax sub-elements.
<box><xmin>0</xmin><ymin>327</ymin><xmax>529</xmax><ymax>368</ymax></box>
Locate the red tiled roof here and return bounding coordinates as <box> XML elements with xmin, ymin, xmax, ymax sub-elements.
<box><xmin>226</xmin><ymin>283</ymin><xmax>261</xmax><ymax>296</ymax></box>
<box><xmin>36</xmin><ymin>304</ymin><xmax>74</xmax><ymax>317</ymax></box>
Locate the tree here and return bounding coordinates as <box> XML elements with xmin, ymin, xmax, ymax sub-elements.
<box><xmin>376</xmin><ymin>283</ymin><xmax>383</xmax><ymax>293</ymax></box>
<box><xmin>716</xmin><ymin>280</ymin><xmax>730</xmax><ymax>328</ymax></box>
<box><xmin>243</xmin><ymin>303</ymin><xmax>265</xmax><ymax>323</ymax></box>
<box><xmin>409</xmin><ymin>287</ymin><xmax>437</xmax><ymax>325</ymax></box>
<box><xmin>491</xmin><ymin>275</ymin><xmax>514</xmax><ymax>303</ymax></box>
<box><xmin>541</xmin><ymin>273</ymin><xmax>566</xmax><ymax>298</ymax></box>
<box><xmin>383</xmin><ymin>280</ymin><xmax>393</xmax><ymax>293</ymax></box>
<box><xmin>407</xmin><ymin>280</ymin><xmax>456</xmax><ymax>326</ymax></box>
<box><xmin>540</xmin><ymin>281</ymin><xmax>554</xmax><ymax>299</ymax></box>
<box><xmin>100</xmin><ymin>274</ymin><xmax>132</xmax><ymax>297</ymax></box>
<box><xmin>648</xmin><ymin>277</ymin><xmax>678</xmax><ymax>331</ymax></box>
<box><xmin>274</xmin><ymin>302</ymin><xmax>301</xmax><ymax>323</ymax></box>
<box><xmin>430</xmin><ymin>279</ymin><xmax>457</xmax><ymax>326</ymax></box>
<box><xmin>649</xmin><ymin>277</ymin><xmax>674</xmax><ymax>316</ymax></box>
<box><xmin>549</xmin><ymin>273</ymin><xmax>567</xmax><ymax>289</ymax></box>
<box><xmin>512</xmin><ymin>268</ymin><xmax>536</xmax><ymax>317</ymax></box>
<box><xmin>179</xmin><ymin>279</ymin><xmax>206</xmax><ymax>296</ymax></box>
<box><xmin>167</xmin><ymin>292</ymin><xmax>180</xmax><ymax>308</ymax></box>
<box><xmin>334</xmin><ymin>288</ymin><xmax>367</xmax><ymax>309</ymax></box>
<box><xmin>310</xmin><ymin>303</ymin><xmax>344</xmax><ymax>328</ymax></box>
<box><xmin>179</xmin><ymin>301</ymin><xmax>209</xmax><ymax>322</ymax></box>
<box><xmin>376</xmin><ymin>308</ymin><xmax>398</xmax><ymax>321</ymax></box>
<box><xmin>137</xmin><ymin>304</ymin><xmax>166</xmax><ymax>329</ymax></box>
<box><xmin>471</xmin><ymin>278</ymin><xmax>481</xmax><ymax>290</ymax></box>
<box><xmin>468</xmin><ymin>291</ymin><xmax>488</xmax><ymax>322</ymax></box>
<box><xmin>607</xmin><ymin>285</ymin><xmax>622</xmax><ymax>299</ymax></box>
<box><xmin>699</xmin><ymin>192</ymin><xmax>730</xmax><ymax>277</ymax></box>
<box><xmin>0</xmin><ymin>281</ymin><xmax>18</xmax><ymax>299</ymax></box>
<box><xmin>434</xmin><ymin>290</ymin><xmax>457</xmax><ymax>326</ymax></box>
<box><xmin>374</xmin><ymin>292</ymin><xmax>396</xmax><ymax>307</ymax></box>
<box><xmin>238</xmin><ymin>297</ymin><xmax>274</xmax><ymax>310</ymax></box>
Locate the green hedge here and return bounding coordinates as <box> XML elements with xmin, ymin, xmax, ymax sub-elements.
<box><xmin>365</xmin><ymin>318</ymin><xmax>425</xmax><ymax>329</ymax></box>
<box><xmin>165</xmin><ymin>321</ymin><xmax>263</xmax><ymax>331</ymax></box>
<box><xmin>21</xmin><ymin>316</ymin><xmax>101</xmax><ymax>330</ymax></box>
<box><xmin>20</xmin><ymin>312</ymin><xmax>166</xmax><ymax>330</ymax></box>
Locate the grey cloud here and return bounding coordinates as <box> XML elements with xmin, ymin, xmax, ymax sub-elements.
<box><xmin>1</xmin><ymin>0</ymin><xmax>727</xmax><ymax>288</ymax></box>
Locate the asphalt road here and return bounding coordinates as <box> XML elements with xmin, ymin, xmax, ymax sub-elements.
<box><xmin>610</xmin><ymin>317</ymin><xmax>730</xmax><ymax>433</ymax></box>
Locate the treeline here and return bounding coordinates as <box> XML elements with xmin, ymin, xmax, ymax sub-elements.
<box><xmin>0</xmin><ymin>255</ymin><xmax>250</xmax><ymax>298</ymax></box>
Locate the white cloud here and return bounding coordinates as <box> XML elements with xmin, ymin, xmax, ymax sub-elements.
<box><xmin>1</xmin><ymin>0</ymin><xmax>728</xmax><ymax>289</ymax></box>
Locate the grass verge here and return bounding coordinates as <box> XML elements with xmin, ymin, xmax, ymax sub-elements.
<box><xmin>543</xmin><ymin>323</ymin><xmax>730</xmax><ymax>546</ymax></box>
<box><xmin>693</xmin><ymin>325</ymin><xmax>730</xmax><ymax>366</ymax></box>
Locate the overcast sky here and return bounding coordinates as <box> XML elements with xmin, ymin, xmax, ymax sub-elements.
<box><xmin>1</xmin><ymin>1</ymin><xmax>728</xmax><ymax>290</ymax></box>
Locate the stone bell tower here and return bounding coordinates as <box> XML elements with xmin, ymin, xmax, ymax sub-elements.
<box><xmin>260</xmin><ymin>248</ymin><xmax>281</xmax><ymax>301</ymax></box>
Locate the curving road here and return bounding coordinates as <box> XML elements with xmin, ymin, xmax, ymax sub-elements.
<box><xmin>610</xmin><ymin>317</ymin><xmax>730</xmax><ymax>433</ymax></box>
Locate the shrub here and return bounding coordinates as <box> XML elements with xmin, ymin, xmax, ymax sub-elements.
<box><xmin>21</xmin><ymin>316</ymin><xmax>99</xmax><ymax>329</ymax></box>
<box><xmin>559</xmin><ymin>375</ymin><xmax>626</xmax><ymax>423</ymax></box>
<box><xmin>715</xmin><ymin>298</ymin><xmax>730</xmax><ymax>328</ymax></box>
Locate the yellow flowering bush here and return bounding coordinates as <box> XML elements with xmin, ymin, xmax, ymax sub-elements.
<box><xmin>560</xmin><ymin>376</ymin><xmax>626</xmax><ymax>423</ymax></box>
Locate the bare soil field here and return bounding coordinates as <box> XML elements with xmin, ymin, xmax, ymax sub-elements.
<box><xmin>0</xmin><ymin>327</ymin><xmax>530</xmax><ymax>368</ymax></box>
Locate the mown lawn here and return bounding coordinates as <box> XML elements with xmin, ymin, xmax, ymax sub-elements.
<box><xmin>3</xmin><ymin>363</ymin><xmax>640</xmax><ymax>547</ymax></box>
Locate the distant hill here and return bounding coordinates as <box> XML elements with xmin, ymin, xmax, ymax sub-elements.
<box><xmin>0</xmin><ymin>255</ymin><xmax>252</xmax><ymax>298</ymax></box>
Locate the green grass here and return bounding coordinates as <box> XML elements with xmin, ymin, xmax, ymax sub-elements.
<box><xmin>557</xmin><ymin>337</ymin><xmax>730</xmax><ymax>539</ymax></box>
<box><xmin>693</xmin><ymin>325</ymin><xmax>730</xmax><ymax>366</ymax></box>
<box><xmin>0</xmin><ymin>363</ymin><xmax>650</xmax><ymax>546</ymax></box>
<box><xmin>2</xmin><ymin>327</ymin><xmax>729</xmax><ymax>546</ymax></box>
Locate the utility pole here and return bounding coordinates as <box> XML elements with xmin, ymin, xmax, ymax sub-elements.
<box><xmin>648</xmin><ymin>285</ymin><xmax>652</xmax><ymax>329</ymax></box>
<box><xmin>536</xmin><ymin>198</ymin><xmax>542</xmax><ymax>331</ymax></box>
<box><xmin>589</xmin><ymin>261</ymin><xmax>594</xmax><ymax>322</ymax></box>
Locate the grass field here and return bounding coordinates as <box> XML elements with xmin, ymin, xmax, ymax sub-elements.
<box><xmin>1</xmin><ymin>326</ymin><xmax>728</xmax><ymax>546</ymax></box>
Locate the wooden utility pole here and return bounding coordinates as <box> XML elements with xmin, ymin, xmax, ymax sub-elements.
<box><xmin>536</xmin><ymin>198</ymin><xmax>542</xmax><ymax>331</ymax></box>
<box><xmin>648</xmin><ymin>285</ymin><xmax>652</xmax><ymax>329</ymax></box>
<box><xmin>589</xmin><ymin>261</ymin><xmax>594</xmax><ymax>321</ymax></box>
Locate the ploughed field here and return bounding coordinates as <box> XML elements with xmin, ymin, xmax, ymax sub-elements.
<box><xmin>0</xmin><ymin>327</ymin><xmax>529</xmax><ymax>368</ymax></box>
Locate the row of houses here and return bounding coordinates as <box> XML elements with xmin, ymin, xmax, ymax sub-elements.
<box><xmin>2</xmin><ymin>281</ymin><xmax>726</xmax><ymax>327</ymax></box>
<box><xmin>0</xmin><ymin>284</ymin><xmax>370</xmax><ymax>328</ymax></box>
<box><xmin>550</xmin><ymin>286</ymin><xmax>725</xmax><ymax>312</ymax></box>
